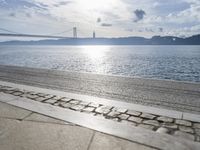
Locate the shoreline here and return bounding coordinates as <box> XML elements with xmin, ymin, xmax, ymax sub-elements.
<box><xmin>0</xmin><ymin>64</ymin><xmax>200</xmax><ymax>114</ymax></box>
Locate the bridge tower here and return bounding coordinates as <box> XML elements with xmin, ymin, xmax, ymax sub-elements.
<box><xmin>73</xmin><ymin>27</ymin><xmax>77</xmax><ymax>38</ymax></box>
<box><xmin>93</xmin><ymin>31</ymin><xmax>96</xmax><ymax>38</ymax></box>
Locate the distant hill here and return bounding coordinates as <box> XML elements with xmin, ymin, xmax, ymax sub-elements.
<box><xmin>0</xmin><ymin>34</ymin><xmax>200</xmax><ymax>45</ymax></box>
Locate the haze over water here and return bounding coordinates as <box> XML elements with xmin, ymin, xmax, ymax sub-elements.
<box><xmin>0</xmin><ymin>45</ymin><xmax>200</xmax><ymax>82</ymax></box>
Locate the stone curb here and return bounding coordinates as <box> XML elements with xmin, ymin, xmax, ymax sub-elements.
<box><xmin>0</xmin><ymin>80</ymin><xmax>199</xmax><ymax>123</ymax></box>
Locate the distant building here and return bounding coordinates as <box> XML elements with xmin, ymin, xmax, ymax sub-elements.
<box><xmin>93</xmin><ymin>31</ymin><xmax>96</xmax><ymax>38</ymax></box>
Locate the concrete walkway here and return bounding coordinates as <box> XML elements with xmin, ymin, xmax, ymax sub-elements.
<box><xmin>0</xmin><ymin>101</ymin><xmax>156</xmax><ymax>150</ymax></box>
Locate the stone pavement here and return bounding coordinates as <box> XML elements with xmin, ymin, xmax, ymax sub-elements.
<box><xmin>0</xmin><ymin>82</ymin><xmax>200</xmax><ymax>149</ymax></box>
<box><xmin>0</xmin><ymin>102</ymin><xmax>156</xmax><ymax>150</ymax></box>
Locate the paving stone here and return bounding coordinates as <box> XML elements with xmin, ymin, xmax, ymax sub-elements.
<box><xmin>70</xmin><ymin>105</ymin><xmax>85</xmax><ymax>111</ymax></box>
<box><xmin>0</xmin><ymin>118</ymin><xmax>93</xmax><ymax>150</ymax></box>
<box><xmin>44</xmin><ymin>99</ymin><xmax>58</xmax><ymax>104</ymax></box>
<box><xmin>0</xmin><ymin>102</ymin><xmax>32</xmax><ymax>119</ymax></box>
<box><xmin>174</xmin><ymin>131</ymin><xmax>195</xmax><ymax>141</ymax></box>
<box><xmin>51</xmin><ymin>96</ymin><xmax>64</xmax><ymax>101</ymax></box>
<box><xmin>179</xmin><ymin>125</ymin><xmax>194</xmax><ymax>134</ymax></box>
<box><xmin>36</xmin><ymin>93</ymin><xmax>49</xmax><ymax>97</ymax></box>
<box><xmin>128</xmin><ymin>116</ymin><xmax>143</xmax><ymax>123</ymax></box>
<box><xmin>121</xmin><ymin>120</ymin><xmax>137</xmax><ymax>126</ymax></box>
<box><xmin>175</xmin><ymin>119</ymin><xmax>192</xmax><ymax>127</ymax></box>
<box><xmin>43</xmin><ymin>95</ymin><xmax>55</xmax><ymax>99</ymax></box>
<box><xmin>193</xmin><ymin>123</ymin><xmax>200</xmax><ymax>129</ymax></box>
<box><xmin>162</xmin><ymin>123</ymin><xmax>178</xmax><ymax>129</ymax></box>
<box><xmin>26</xmin><ymin>94</ymin><xmax>39</xmax><ymax>100</ymax></box>
<box><xmin>89</xmin><ymin>132</ymin><xmax>156</xmax><ymax>150</ymax></box>
<box><xmin>138</xmin><ymin>124</ymin><xmax>155</xmax><ymax>130</ymax></box>
<box><xmin>61</xmin><ymin>102</ymin><xmax>75</xmax><ymax>108</ymax></box>
<box><xmin>195</xmin><ymin>129</ymin><xmax>200</xmax><ymax>136</ymax></box>
<box><xmin>88</xmin><ymin>103</ymin><xmax>100</xmax><ymax>108</ymax></box>
<box><xmin>79</xmin><ymin>101</ymin><xmax>90</xmax><ymax>106</ymax></box>
<box><xmin>60</xmin><ymin>97</ymin><xmax>71</xmax><ymax>102</ymax></box>
<box><xmin>82</xmin><ymin>106</ymin><xmax>95</xmax><ymax>112</ymax></box>
<box><xmin>69</xmin><ymin>99</ymin><xmax>81</xmax><ymax>105</ymax></box>
<box><xmin>24</xmin><ymin>113</ymin><xmax>69</xmax><ymax>125</ymax></box>
<box><xmin>112</xmin><ymin>107</ymin><xmax>127</xmax><ymax>113</ymax></box>
<box><xmin>157</xmin><ymin>116</ymin><xmax>173</xmax><ymax>123</ymax></box>
<box><xmin>126</xmin><ymin>110</ymin><xmax>141</xmax><ymax>116</ymax></box>
<box><xmin>143</xmin><ymin>120</ymin><xmax>160</xmax><ymax>126</ymax></box>
<box><xmin>118</xmin><ymin>114</ymin><xmax>130</xmax><ymax>120</ymax></box>
<box><xmin>12</xmin><ymin>91</ymin><xmax>24</xmax><ymax>96</ymax></box>
<box><xmin>156</xmin><ymin>127</ymin><xmax>169</xmax><ymax>134</ymax></box>
<box><xmin>107</xmin><ymin>111</ymin><xmax>121</xmax><ymax>118</ymax></box>
<box><xmin>140</xmin><ymin>113</ymin><xmax>156</xmax><ymax>120</ymax></box>
<box><xmin>34</xmin><ymin>96</ymin><xmax>50</xmax><ymax>102</ymax></box>
<box><xmin>95</xmin><ymin>106</ymin><xmax>112</xmax><ymax>114</ymax></box>
<box><xmin>196</xmin><ymin>136</ymin><xmax>200</xmax><ymax>142</ymax></box>
<box><xmin>4</xmin><ymin>90</ymin><xmax>15</xmax><ymax>94</ymax></box>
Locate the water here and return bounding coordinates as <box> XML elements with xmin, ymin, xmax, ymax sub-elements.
<box><xmin>0</xmin><ymin>45</ymin><xmax>200</xmax><ymax>82</ymax></box>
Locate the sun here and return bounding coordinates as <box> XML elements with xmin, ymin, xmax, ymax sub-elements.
<box><xmin>77</xmin><ymin>0</ymin><xmax>115</xmax><ymax>11</ymax></box>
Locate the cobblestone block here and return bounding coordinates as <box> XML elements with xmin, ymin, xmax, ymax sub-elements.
<box><xmin>126</xmin><ymin>110</ymin><xmax>141</xmax><ymax>116</ymax></box>
<box><xmin>61</xmin><ymin>102</ymin><xmax>75</xmax><ymax>108</ymax></box>
<box><xmin>26</xmin><ymin>94</ymin><xmax>39</xmax><ymax>100</ymax></box>
<box><xmin>156</xmin><ymin>127</ymin><xmax>169</xmax><ymax>134</ymax></box>
<box><xmin>51</xmin><ymin>96</ymin><xmax>64</xmax><ymax>101</ymax></box>
<box><xmin>79</xmin><ymin>101</ymin><xmax>90</xmax><ymax>106</ymax></box>
<box><xmin>174</xmin><ymin>131</ymin><xmax>195</xmax><ymax>141</ymax></box>
<box><xmin>107</xmin><ymin>111</ymin><xmax>121</xmax><ymax>118</ymax></box>
<box><xmin>121</xmin><ymin>120</ymin><xmax>137</xmax><ymax>126</ymax></box>
<box><xmin>179</xmin><ymin>125</ymin><xmax>194</xmax><ymax>134</ymax></box>
<box><xmin>60</xmin><ymin>97</ymin><xmax>71</xmax><ymax>102</ymax></box>
<box><xmin>34</xmin><ymin>97</ymin><xmax>50</xmax><ymax>102</ymax></box>
<box><xmin>88</xmin><ymin>103</ymin><xmax>100</xmax><ymax>108</ymax></box>
<box><xmin>12</xmin><ymin>91</ymin><xmax>24</xmax><ymax>96</ymax></box>
<box><xmin>44</xmin><ymin>99</ymin><xmax>58</xmax><ymax>104</ymax></box>
<box><xmin>162</xmin><ymin>123</ymin><xmax>178</xmax><ymax>129</ymax></box>
<box><xmin>82</xmin><ymin>106</ymin><xmax>95</xmax><ymax>112</ymax></box>
<box><xmin>128</xmin><ymin>116</ymin><xmax>143</xmax><ymax>123</ymax></box>
<box><xmin>118</xmin><ymin>114</ymin><xmax>129</xmax><ymax>120</ymax></box>
<box><xmin>157</xmin><ymin>116</ymin><xmax>173</xmax><ymax>123</ymax></box>
<box><xmin>193</xmin><ymin>123</ymin><xmax>200</xmax><ymax>129</ymax></box>
<box><xmin>95</xmin><ymin>106</ymin><xmax>112</xmax><ymax>114</ymax></box>
<box><xmin>36</xmin><ymin>93</ymin><xmax>49</xmax><ymax>97</ymax></box>
<box><xmin>175</xmin><ymin>119</ymin><xmax>192</xmax><ymax>127</ymax></box>
<box><xmin>112</xmin><ymin>107</ymin><xmax>127</xmax><ymax>113</ymax></box>
<box><xmin>138</xmin><ymin>124</ymin><xmax>155</xmax><ymax>130</ymax></box>
<box><xmin>69</xmin><ymin>100</ymin><xmax>81</xmax><ymax>105</ymax></box>
<box><xmin>143</xmin><ymin>120</ymin><xmax>160</xmax><ymax>126</ymax></box>
<box><xmin>70</xmin><ymin>105</ymin><xmax>85</xmax><ymax>111</ymax></box>
<box><xmin>140</xmin><ymin>113</ymin><xmax>156</xmax><ymax>119</ymax></box>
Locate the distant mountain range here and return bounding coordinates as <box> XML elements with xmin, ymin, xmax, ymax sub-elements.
<box><xmin>0</xmin><ymin>34</ymin><xmax>200</xmax><ymax>45</ymax></box>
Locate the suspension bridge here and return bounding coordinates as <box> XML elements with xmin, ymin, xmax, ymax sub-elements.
<box><xmin>0</xmin><ymin>27</ymin><xmax>89</xmax><ymax>39</ymax></box>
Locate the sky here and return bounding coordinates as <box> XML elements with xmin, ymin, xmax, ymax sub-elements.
<box><xmin>0</xmin><ymin>0</ymin><xmax>200</xmax><ymax>41</ymax></box>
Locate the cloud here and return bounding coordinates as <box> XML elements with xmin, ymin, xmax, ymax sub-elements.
<box><xmin>53</xmin><ymin>1</ymin><xmax>72</xmax><ymax>7</ymax></box>
<box><xmin>101</xmin><ymin>23</ymin><xmax>112</xmax><ymax>27</ymax></box>
<box><xmin>133</xmin><ymin>9</ymin><xmax>146</xmax><ymax>22</ymax></box>
<box><xmin>97</xmin><ymin>17</ymin><xmax>101</xmax><ymax>23</ymax></box>
<box><xmin>9</xmin><ymin>12</ymin><xmax>16</xmax><ymax>17</ymax></box>
<box><xmin>159</xmin><ymin>27</ymin><xmax>163</xmax><ymax>32</ymax></box>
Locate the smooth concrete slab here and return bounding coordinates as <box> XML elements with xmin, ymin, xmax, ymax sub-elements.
<box><xmin>183</xmin><ymin>113</ymin><xmax>200</xmax><ymax>123</ymax></box>
<box><xmin>0</xmin><ymin>118</ymin><xmax>93</xmax><ymax>150</ymax></box>
<box><xmin>0</xmin><ymin>81</ymin><xmax>183</xmax><ymax>120</ymax></box>
<box><xmin>4</xmin><ymin>95</ymin><xmax>200</xmax><ymax>150</ymax></box>
<box><xmin>0</xmin><ymin>93</ymin><xmax>20</xmax><ymax>103</ymax></box>
<box><xmin>24</xmin><ymin>113</ymin><xmax>70</xmax><ymax>125</ymax></box>
<box><xmin>0</xmin><ymin>101</ymin><xmax>31</xmax><ymax>119</ymax></box>
<box><xmin>89</xmin><ymin>132</ymin><xmax>156</xmax><ymax>150</ymax></box>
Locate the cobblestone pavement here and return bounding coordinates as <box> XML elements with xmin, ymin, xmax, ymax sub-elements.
<box><xmin>1</xmin><ymin>84</ymin><xmax>200</xmax><ymax>143</ymax></box>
